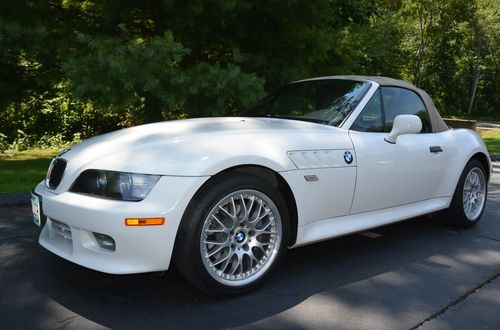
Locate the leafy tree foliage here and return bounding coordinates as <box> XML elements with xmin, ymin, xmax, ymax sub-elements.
<box><xmin>399</xmin><ymin>0</ymin><xmax>499</xmax><ymax>115</ymax></box>
<box><xmin>0</xmin><ymin>1</ymin><xmax>65</xmax><ymax>106</ymax></box>
<box><xmin>0</xmin><ymin>0</ymin><xmax>498</xmax><ymax>144</ymax></box>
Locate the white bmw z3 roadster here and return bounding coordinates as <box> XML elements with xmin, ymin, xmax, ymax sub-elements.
<box><xmin>32</xmin><ymin>75</ymin><xmax>491</xmax><ymax>296</ymax></box>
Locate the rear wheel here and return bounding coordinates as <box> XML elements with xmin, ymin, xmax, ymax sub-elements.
<box><xmin>174</xmin><ymin>173</ymin><xmax>290</xmax><ymax>296</ymax></box>
<box><xmin>443</xmin><ymin>159</ymin><xmax>487</xmax><ymax>228</ymax></box>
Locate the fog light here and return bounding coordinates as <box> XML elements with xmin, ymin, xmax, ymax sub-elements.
<box><xmin>93</xmin><ymin>232</ymin><xmax>116</xmax><ymax>251</ymax></box>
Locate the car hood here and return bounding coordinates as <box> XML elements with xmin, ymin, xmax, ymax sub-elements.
<box><xmin>58</xmin><ymin>117</ymin><xmax>352</xmax><ymax>179</ymax></box>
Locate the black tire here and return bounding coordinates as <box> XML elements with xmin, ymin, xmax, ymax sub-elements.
<box><xmin>173</xmin><ymin>172</ymin><xmax>290</xmax><ymax>297</ymax></box>
<box><xmin>442</xmin><ymin>159</ymin><xmax>488</xmax><ymax>228</ymax></box>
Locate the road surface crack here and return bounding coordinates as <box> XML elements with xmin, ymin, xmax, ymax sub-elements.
<box><xmin>410</xmin><ymin>271</ymin><xmax>500</xmax><ymax>329</ymax></box>
<box><xmin>56</xmin><ymin>315</ymin><xmax>79</xmax><ymax>330</ymax></box>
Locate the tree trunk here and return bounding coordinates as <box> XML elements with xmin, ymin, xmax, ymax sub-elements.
<box><xmin>467</xmin><ymin>68</ymin><xmax>480</xmax><ymax>115</ymax></box>
<box><xmin>468</xmin><ymin>23</ymin><xmax>482</xmax><ymax>115</ymax></box>
<box><xmin>144</xmin><ymin>93</ymin><xmax>164</xmax><ymax>123</ymax></box>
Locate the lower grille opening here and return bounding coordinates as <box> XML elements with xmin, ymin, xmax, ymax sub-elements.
<box><xmin>51</xmin><ymin>219</ymin><xmax>72</xmax><ymax>240</ymax></box>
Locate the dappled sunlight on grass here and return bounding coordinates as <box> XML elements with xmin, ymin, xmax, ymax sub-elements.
<box><xmin>478</xmin><ymin>130</ymin><xmax>500</xmax><ymax>154</ymax></box>
<box><xmin>0</xmin><ymin>149</ymin><xmax>57</xmax><ymax>193</ymax></box>
<box><xmin>0</xmin><ymin>149</ymin><xmax>58</xmax><ymax>161</ymax></box>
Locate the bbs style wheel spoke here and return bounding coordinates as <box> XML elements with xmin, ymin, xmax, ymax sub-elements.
<box><xmin>462</xmin><ymin>167</ymin><xmax>486</xmax><ymax>221</ymax></box>
<box><xmin>200</xmin><ymin>189</ymin><xmax>282</xmax><ymax>286</ymax></box>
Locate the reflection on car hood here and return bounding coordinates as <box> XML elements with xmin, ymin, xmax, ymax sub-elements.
<box><xmin>59</xmin><ymin>117</ymin><xmax>350</xmax><ymax>176</ymax></box>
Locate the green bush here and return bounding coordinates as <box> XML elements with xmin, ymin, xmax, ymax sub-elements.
<box><xmin>0</xmin><ymin>133</ymin><xmax>8</xmax><ymax>153</ymax></box>
<box><xmin>0</xmin><ymin>92</ymin><xmax>123</xmax><ymax>146</ymax></box>
<box><xmin>3</xmin><ymin>131</ymin><xmax>81</xmax><ymax>154</ymax></box>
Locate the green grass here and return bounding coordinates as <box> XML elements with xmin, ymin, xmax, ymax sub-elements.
<box><xmin>479</xmin><ymin>130</ymin><xmax>500</xmax><ymax>155</ymax></box>
<box><xmin>0</xmin><ymin>149</ymin><xmax>57</xmax><ymax>194</ymax></box>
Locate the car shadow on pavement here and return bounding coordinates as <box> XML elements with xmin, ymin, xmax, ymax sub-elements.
<box><xmin>2</xmin><ymin>200</ymin><xmax>499</xmax><ymax>330</ymax></box>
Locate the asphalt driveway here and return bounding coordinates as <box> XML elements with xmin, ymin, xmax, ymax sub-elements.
<box><xmin>1</xmin><ymin>164</ymin><xmax>499</xmax><ymax>329</ymax></box>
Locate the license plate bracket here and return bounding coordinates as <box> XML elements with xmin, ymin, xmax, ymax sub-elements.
<box><xmin>31</xmin><ymin>192</ymin><xmax>47</xmax><ymax>227</ymax></box>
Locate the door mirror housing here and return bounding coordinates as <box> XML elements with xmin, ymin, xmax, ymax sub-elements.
<box><xmin>384</xmin><ymin>115</ymin><xmax>422</xmax><ymax>144</ymax></box>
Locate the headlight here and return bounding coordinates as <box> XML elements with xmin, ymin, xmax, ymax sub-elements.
<box><xmin>70</xmin><ymin>170</ymin><xmax>160</xmax><ymax>201</ymax></box>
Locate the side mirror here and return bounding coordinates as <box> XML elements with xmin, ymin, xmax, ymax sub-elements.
<box><xmin>384</xmin><ymin>114</ymin><xmax>422</xmax><ymax>144</ymax></box>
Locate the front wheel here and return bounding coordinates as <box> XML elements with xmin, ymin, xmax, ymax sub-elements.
<box><xmin>174</xmin><ymin>173</ymin><xmax>290</xmax><ymax>296</ymax></box>
<box><xmin>443</xmin><ymin>159</ymin><xmax>488</xmax><ymax>228</ymax></box>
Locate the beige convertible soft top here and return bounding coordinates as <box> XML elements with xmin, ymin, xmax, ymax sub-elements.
<box><xmin>305</xmin><ymin>75</ymin><xmax>450</xmax><ymax>133</ymax></box>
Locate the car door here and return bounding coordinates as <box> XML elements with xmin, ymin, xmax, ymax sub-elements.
<box><xmin>348</xmin><ymin>87</ymin><xmax>447</xmax><ymax>214</ymax></box>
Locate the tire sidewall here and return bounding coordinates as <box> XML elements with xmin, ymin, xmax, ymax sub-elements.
<box><xmin>450</xmin><ymin>159</ymin><xmax>488</xmax><ymax>227</ymax></box>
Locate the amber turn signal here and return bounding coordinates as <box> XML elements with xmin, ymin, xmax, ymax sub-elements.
<box><xmin>125</xmin><ymin>217</ymin><xmax>165</xmax><ymax>226</ymax></box>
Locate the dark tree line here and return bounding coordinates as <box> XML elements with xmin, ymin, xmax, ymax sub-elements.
<box><xmin>0</xmin><ymin>0</ymin><xmax>498</xmax><ymax>144</ymax></box>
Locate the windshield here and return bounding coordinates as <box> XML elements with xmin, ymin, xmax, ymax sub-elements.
<box><xmin>244</xmin><ymin>79</ymin><xmax>371</xmax><ymax>126</ymax></box>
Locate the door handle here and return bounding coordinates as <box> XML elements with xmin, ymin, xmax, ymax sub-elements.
<box><xmin>430</xmin><ymin>146</ymin><xmax>443</xmax><ymax>153</ymax></box>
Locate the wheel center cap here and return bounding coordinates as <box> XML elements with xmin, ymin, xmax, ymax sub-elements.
<box><xmin>235</xmin><ymin>231</ymin><xmax>246</xmax><ymax>243</ymax></box>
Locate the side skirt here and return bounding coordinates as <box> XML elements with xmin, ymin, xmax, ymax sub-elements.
<box><xmin>292</xmin><ymin>197</ymin><xmax>452</xmax><ymax>248</ymax></box>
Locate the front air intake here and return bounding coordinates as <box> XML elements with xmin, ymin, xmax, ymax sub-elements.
<box><xmin>46</xmin><ymin>158</ymin><xmax>67</xmax><ymax>189</ymax></box>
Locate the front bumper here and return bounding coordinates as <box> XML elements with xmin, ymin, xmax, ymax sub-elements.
<box><xmin>34</xmin><ymin>175</ymin><xmax>209</xmax><ymax>274</ymax></box>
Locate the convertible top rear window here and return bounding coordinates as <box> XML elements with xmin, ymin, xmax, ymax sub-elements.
<box><xmin>244</xmin><ymin>79</ymin><xmax>371</xmax><ymax>126</ymax></box>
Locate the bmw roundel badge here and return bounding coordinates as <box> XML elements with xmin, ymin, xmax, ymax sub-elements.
<box><xmin>344</xmin><ymin>151</ymin><xmax>353</xmax><ymax>164</ymax></box>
